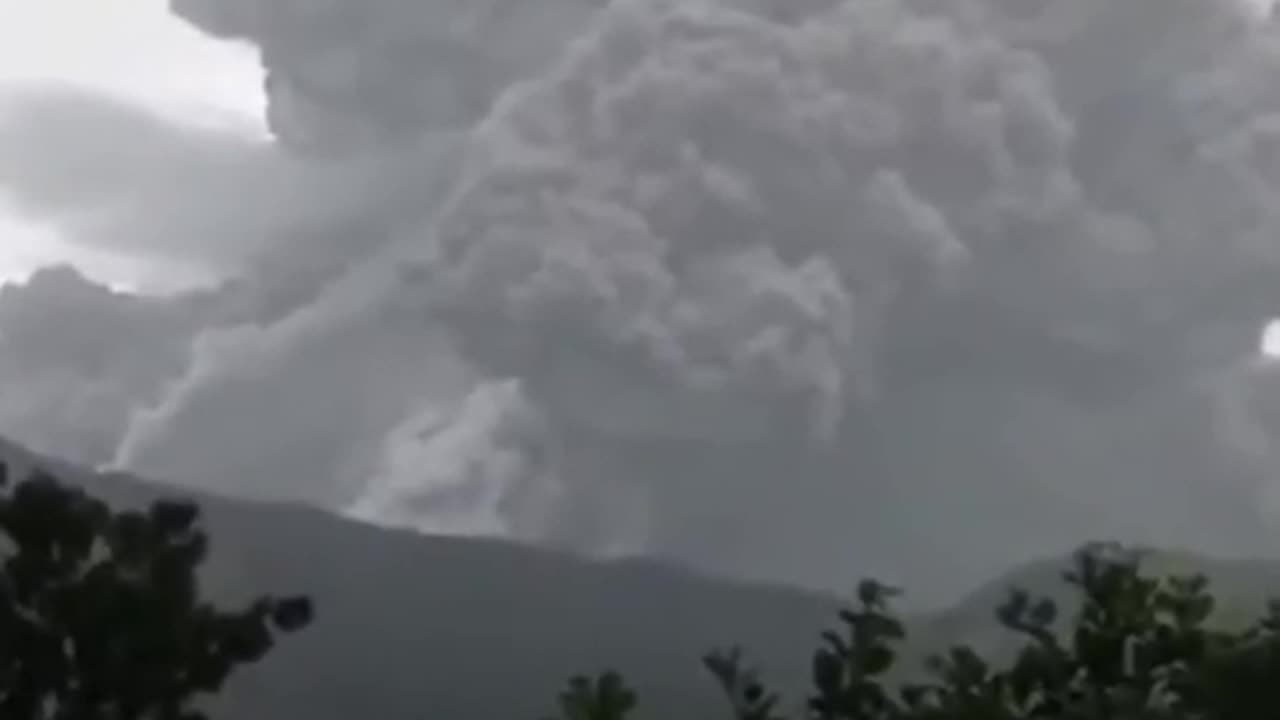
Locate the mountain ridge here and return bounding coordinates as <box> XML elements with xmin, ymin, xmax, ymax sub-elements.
<box><xmin>0</xmin><ymin>435</ymin><xmax>840</xmax><ymax>719</ymax></box>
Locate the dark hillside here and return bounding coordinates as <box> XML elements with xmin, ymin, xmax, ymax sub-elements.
<box><xmin>1</xmin><ymin>436</ymin><xmax>839</xmax><ymax>720</ymax></box>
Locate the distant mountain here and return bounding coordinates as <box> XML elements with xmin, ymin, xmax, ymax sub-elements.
<box><xmin>4</xmin><ymin>435</ymin><xmax>1280</xmax><ymax>719</ymax></box>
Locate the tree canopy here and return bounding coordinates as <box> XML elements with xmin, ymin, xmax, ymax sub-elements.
<box><xmin>0</xmin><ymin>461</ymin><xmax>312</xmax><ymax>720</ymax></box>
<box><xmin>551</xmin><ymin>543</ymin><xmax>1280</xmax><ymax>720</ymax></box>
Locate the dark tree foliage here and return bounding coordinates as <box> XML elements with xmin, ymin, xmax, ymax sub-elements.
<box><xmin>545</xmin><ymin>672</ymin><xmax>638</xmax><ymax>720</ymax></box>
<box><xmin>0</xmin><ymin>462</ymin><xmax>312</xmax><ymax>720</ymax></box>
<box><xmin>551</xmin><ymin>543</ymin><xmax>1280</xmax><ymax>720</ymax></box>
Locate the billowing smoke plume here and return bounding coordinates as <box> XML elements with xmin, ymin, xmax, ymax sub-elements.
<box><xmin>169</xmin><ymin>0</ymin><xmax>604</xmax><ymax>153</ymax></box>
<box><xmin>6</xmin><ymin>0</ymin><xmax>1280</xmax><ymax>599</ymax></box>
<box><xmin>403</xmin><ymin>0</ymin><xmax>1280</xmax><ymax>589</ymax></box>
<box><xmin>0</xmin><ymin>265</ymin><xmax>209</xmax><ymax>464</ymax></box>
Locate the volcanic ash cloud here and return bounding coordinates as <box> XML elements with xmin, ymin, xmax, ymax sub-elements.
<box><xmin>9</xmin><ymin>0</ymin><xmax>1280</xmax><ymax>598</ymax></box>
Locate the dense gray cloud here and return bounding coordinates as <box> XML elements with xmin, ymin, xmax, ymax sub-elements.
<box><xmin>113</xmin><ymin>256</ymin><xmax>475</xmax><ymax>504</ymax></box>
<box><xmin>346</xmin><ymin>379</ymin><xmax>566</xmax><ymax>540</ymax></box>
<box><xmin>8</xmin><ymin>0</ymin><xmax>1280</xmax><ymax>601</ymax></box>
<box><xmin>0</xmin><ymin>265</ymin><xmax>209</xmax><ymax>464</ymax></box>
<box><xmin>171</xmin><ymin>0</ymin><xmax>603</xmax><ymax>153</ymax></box>
<box><xmin>401</xmin><ymin>0</ymin><xmax>1280</xmax><ymax>590</ymax></box>
<box><xmin>0</xmin><ymin>81</ymin><xmax>473</xmax><ymax>503</ymax></box>
<box><xmin>0</xmin><ymin>87</ymin><xmax>384</xmax><ymax>280</ymax></box>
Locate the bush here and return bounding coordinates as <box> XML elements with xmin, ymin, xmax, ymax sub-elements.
<box><xmin>0</xmin><ymin>462</ymin><xmax>312</xmax><ymax>720</ymax></box>
<box><xmin>551</xmin><ymin>543</ymin><xmax>1280</xmax><ymax>720</ymax></box>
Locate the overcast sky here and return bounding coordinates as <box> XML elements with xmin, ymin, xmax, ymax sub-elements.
<box><xmin>0</xmin><ymin>0</ymin><xmax>264</xmax><ymax>287</ymax></box>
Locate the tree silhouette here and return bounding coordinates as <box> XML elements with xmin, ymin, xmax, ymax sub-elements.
<box><xmin>549</xmin><ymin>542</ymin><xmax>1280</xmax><ymax>720</ymax></box>
<box><xmin>0</xmin><ymin>461</ymin><xmax>312</xmax><ymax>720</ymax></box>
<box><xmin>545</xmin><ymin>672</ymin><xmax>638</xmax><ymax>720</ymax></box>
